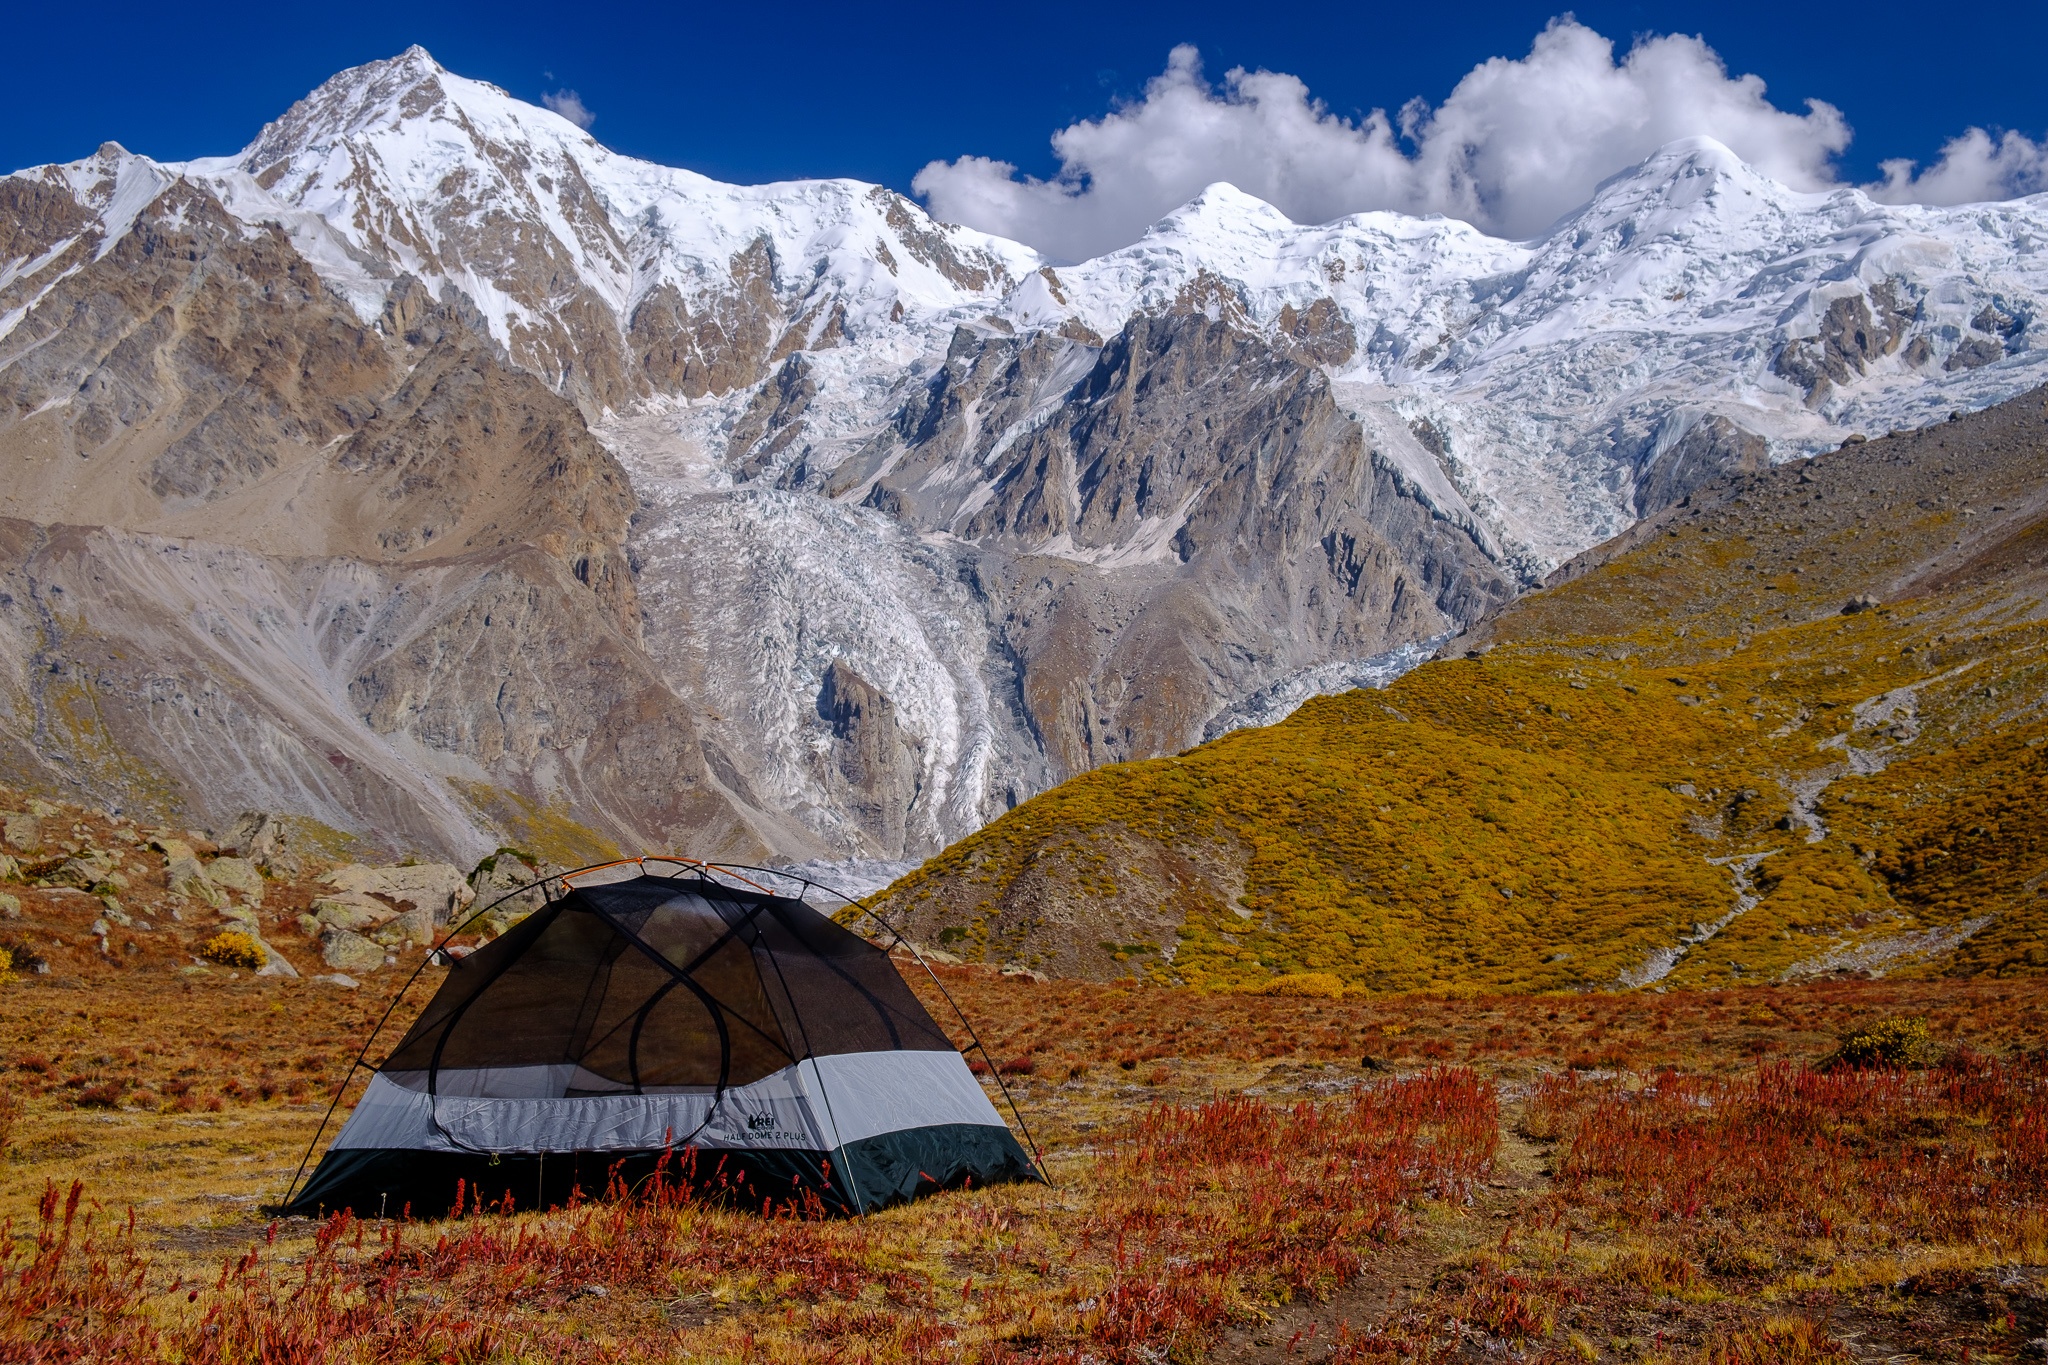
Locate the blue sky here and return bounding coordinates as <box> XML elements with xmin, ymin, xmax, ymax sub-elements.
<box><xmin>5</xmin><ymin>0</ymin><xmax>2042</xmax><ymax>243</ymax></box>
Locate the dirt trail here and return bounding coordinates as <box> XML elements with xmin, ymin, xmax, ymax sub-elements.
<box><xmin>1209</xmin><ymin>1104</ymin><xmax>1554</xmax><ymax>1361</ymax></box>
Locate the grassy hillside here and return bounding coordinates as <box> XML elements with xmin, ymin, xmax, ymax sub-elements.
<box><xmin>872</xmin><ymin>386</ymin><xmax>2048</xmax><ymax>991</ymax></box>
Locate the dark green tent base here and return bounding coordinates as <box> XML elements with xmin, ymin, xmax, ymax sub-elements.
<box><xmin>282</xmin><ymin>1122</ymin><xmax>1038</xmax><ymax>1219</ymax></box>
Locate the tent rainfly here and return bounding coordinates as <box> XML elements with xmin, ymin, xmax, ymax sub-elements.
<box><xmin>284</xmin><ymin>861</ymin><xmax>1040</xmax><ymax>1217</ymax></box>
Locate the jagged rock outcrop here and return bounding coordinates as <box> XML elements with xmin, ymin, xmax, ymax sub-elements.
<box><xmin>1632</xmin><ymin>412</ymin><xmax>1771</xmax><ymax>515</ymax></box>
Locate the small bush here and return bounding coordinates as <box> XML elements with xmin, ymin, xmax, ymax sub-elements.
<box><xmin>1259</xmin><ymin>971</ymin><xmax>1348</xmax><ymax>999</ymax></box>
<box><xmin>75</xmin><ymin>1082</ymin><xmax>123</xmax><ymax>1109</ymax></box>
<box><xmin>0</xmin><ymin>938</ymin><xmax>42</xmax><ymax>974</ymax></box>
<box><xmin>1708</xmin><ymin>1316</ymin><xmax>1855</xmax><ymax>1365</ymax></box>
<box><xmin>199</xmin><ymin>932</ymin><xmax>265</xmax><ymax>969</ymax></box>
<box><xmin>1825</xmin><ymin>1015</ymin><xmax>1931</xmax><ymax>1070</ymax></box>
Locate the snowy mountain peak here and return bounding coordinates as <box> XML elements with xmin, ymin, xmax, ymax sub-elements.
<box><xmin>9</xmin><ymin>58</ymin><xmax>2045</xmax><ymax>566</ymax></box>
<box><xmin>237</xmin><ymin>46</ymin><xmax>470</xmax><ymax>172</ymax></box>
<box><xmin>1150</xmin><ymin>182</ymin><xmax>1297</xmax><ymax>235</ymax></box>
<box><xmin>1559</xmin><ymin>137</ymin><xmax>1790</xmax><ymax>243</ymax></box>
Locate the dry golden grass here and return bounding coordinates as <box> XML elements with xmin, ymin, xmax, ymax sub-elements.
<box><xmin>2</xmin><ymin>936</ymin><xmax>2043</xmax><ymax>1362</ymax></box>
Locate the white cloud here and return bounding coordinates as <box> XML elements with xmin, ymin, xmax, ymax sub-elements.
<box><xmin>542</xmin><ymin>89</ymin><xmax>595</xmax><ymax>130</ymax></box>
<box><xmin>1869</xmin><ymin>127</ymin><xmax>2048</xmax><ymax>205</ymax></box>
<box><xmin>914</xmin><ymin>19</ymin><xmax>2036</xmax><ymax>262</ymax></box>
<box><xmin>1399</xmin><ymin>21</ymin><xmax>1846</xmax><ymax>238</ymax></box>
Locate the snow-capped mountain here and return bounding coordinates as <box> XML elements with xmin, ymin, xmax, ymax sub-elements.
<box><xmin>0</xmin><ymin>48</ymin><xmax>2042</xmax><ymax>864</ymax></box>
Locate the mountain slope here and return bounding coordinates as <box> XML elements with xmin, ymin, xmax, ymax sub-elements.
<box><xmin>2</xmin><ymin>50</ymin><xmax>2046</xmax><ymax>865</ymax></box>
<box><xmin>870</xmin><ymin>385</ymin><xmax>2048</xmax><ymax>990</ymax></box>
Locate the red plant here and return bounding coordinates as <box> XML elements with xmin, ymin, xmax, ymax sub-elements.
<box><xmin>1066</xmin><ymin>1068</ymin><xmax>1500</xmax><ymax>1362</ymax></box>
<box><xmin>0</xmin><ymin>1181</ymin><xmax>160</xmax><ymax>1361</ymax></box>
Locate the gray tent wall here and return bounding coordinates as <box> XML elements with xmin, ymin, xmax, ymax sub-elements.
<box><xmin>286</xmin><ymin>868</ymin><xmax>1038</xmax><ymax>1216</ymax></box>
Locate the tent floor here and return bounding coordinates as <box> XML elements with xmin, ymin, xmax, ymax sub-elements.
<box><xmin>282</xmin><ymin>1122</ymin><xmax>1038</xmax><ymax>1219</ymax></box>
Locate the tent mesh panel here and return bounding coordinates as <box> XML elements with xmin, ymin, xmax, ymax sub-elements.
<box><xmin>377</xmin><ymin>875</ymin><xmax>953</xmax><ymax>1101</ymax></box>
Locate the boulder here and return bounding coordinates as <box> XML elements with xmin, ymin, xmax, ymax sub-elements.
<box><xmin>4</xmin><ymin>814</ymin><xmax>39</xmax><ymax>852</ymax></box>
<box><xmin>224</xmin><ymin>812</ymin><xmax>302</xmax><ymax>877</ymax></box>
<box><xmin>467</xmin><ymin>849</ymin><xmax>559</xmax><ymax>934</ymax></box>
<box><xmin>370</xmin><ymin>907</ymin><xmax>436</xmax><ymax>949</ymax></box>
<box><xmin>165</xmin><ymin>854</ymin><xmax>226</xmax><ymax>908</ymax></box>
<box><xmin>50</xmin><ymin>850</ymin><xmax>118</xmax><ymax>890</ymax></box>
<box><xmin>204</xmin><ymin>856</ymin><xmax>265</xmax><ymax>905</ymax></box>
<box><xmin>0</xmin><ymin>854</ymin><xmax>18</xmax><ymax>881</ymax></box>
<box><xmin>0</xmin><ymin>893</ymin><xmax>19</xmax><ymax>918</ymax></box>
<box><xmin>309</xmin><ymin>894</ymin><xmax>394</xmax><ymax>933</ymax></box>
<box><xmin>254</xmin><ymin>943</ymin><xmax>300</xmax><ymax>978</ymax></box>
<box><xmin>324</xmin><ymin>863</ymin><xmax>474</xmax><ymax>925</ymax></box>
<box><xmin>319</xmin><ymin>927</ymin><xmax>386</xmax><ymax>974</ymax></box>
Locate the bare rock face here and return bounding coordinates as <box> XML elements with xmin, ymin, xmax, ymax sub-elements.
<box><xmin>1773</xmin><ymin>280</ymin><xmax>1918</xmax><ymax>407</ymax></box>
<box><xmin>0</xmin><ymin>519</ymin><xmax>785</xmax><ymax>862</ymax></box>
<box><xmin>0</xmin><ymin>159</ymin><xmax>781</xmax><ymax>861</ymax></box>
<box><xmin>0</xmin><ymin>169</ymin><xmax>638</xmax><ymax>635</ymax></box>
<box><xmin>1632</xmin><ymin>412</ymin><xmax>1770</xmax><ymax>516</ymax></box>
<box><xmin>627</xmin><ymin>240</ymin><xmax>784</xmax><ymax>399</ymax></box>
<box><xmin>815</xmin><ymin>660</ymin><xmax>927</xmax><ymax>853</ymax></box>
<box><xmin>828</xmin><ymin>295</ymin><xmax>1511</xmax><ymax>778</ymax></box>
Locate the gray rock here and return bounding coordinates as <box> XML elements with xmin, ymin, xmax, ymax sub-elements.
<box><xmin>319</xmin><ymin>927</ymin><xmax>386</xmax><ymax>974</ymax></box>
<box><xmin>369</xmin><ymin>906</ymin><xmax>436</xmax><ymax>949</ymax></box>
<box><xmin>324</xmin><ymin>863</ymin><xmax>474</xmax><ymax>925</ymax></box>
<box><xmin>225</xmin><ymin>812</ymin><xmax>302</xmax><ymax>877</ymax></box>
<box><xmin>310</xmin><ymin>893</ymin><xmax>395</xmax><ymax>932</ymax></box>
<box><xmin>254</xmin><ymin>943</ymin><xmax>300</xmax><ymax>978</ymax></box>
<box><xmin>51</xmin><ymin>851</ymin><xmax>117</xmax><ymax>889</ymax></box>
<box><xmin>204</xmin><ymin>856</ymin><xmax>265</xmax><ymax>904</ymax></box>
<box><xmin>312</xmin><ymin>973</ymin><xmax>361</xmax><ymax>989</ymax></box>
<box><xmin>466</xmin><ymin>849</ymin><xmax>558</xmax><ymax>933</ymax></box>
<box><xmin>4</xmin><ymin>815</ymin><xmax>39</xmax><ymax>853</ymax></box>
<box><xmin>162</xmin><ymin>848</ymin><xmax>226</xmax><ymax>907</ymax></box>
<box><xmin>0</xmin><ymin>893</ymin><xmax>19</xmax><ymax>918</ymax></box>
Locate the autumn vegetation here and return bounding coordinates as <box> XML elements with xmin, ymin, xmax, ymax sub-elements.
<box><xmin>2</xmin><ymin>932</ymin><xmax>2043</xmax><ymax>1361</ymax></box>
<box><xmin>877</xmin><ymin>392</ymin><xmax>2048</xmax><ymax>994</ymax></box>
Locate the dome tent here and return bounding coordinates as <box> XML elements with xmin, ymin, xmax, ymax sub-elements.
<box><xmin>283</xmin><ymin>859</ymin><xmax>1041</xmax><ymax>1217</ymax></box>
